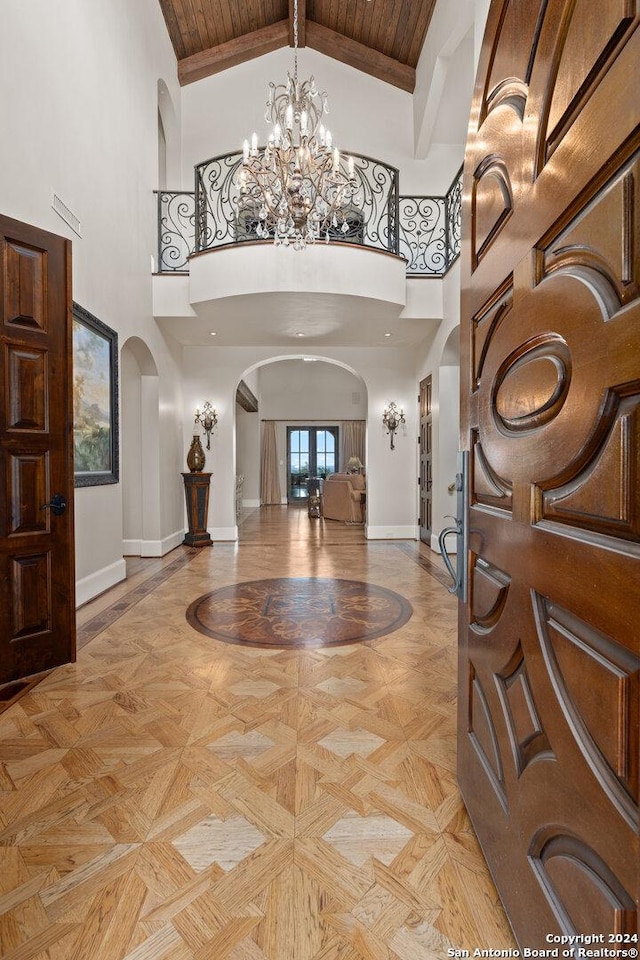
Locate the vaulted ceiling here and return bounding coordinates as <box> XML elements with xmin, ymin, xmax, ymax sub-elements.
<box><xmin>157</xmin><ymin>0</ymin><xmax>437</xmax><ymax>92</ymax></box>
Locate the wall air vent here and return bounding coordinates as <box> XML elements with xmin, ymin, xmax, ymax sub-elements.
<box><xmin>51</xmin><ymin>193</ymin><xmax>82</xmax><ymax>237</ymax></box>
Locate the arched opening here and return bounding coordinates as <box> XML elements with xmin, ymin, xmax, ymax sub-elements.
<box><xmin>437</xmin><ymin>324</ymin><xmax>460</xmax><ymax>549</ymax></box>
<box><xmin>121</xmin><ymin>337</ymin><xmax>161</xmax><ymax>555</ymax></box>
<box><xmin>157</xmin><ymin>78</ymin><xmax>180</xmax><ymax>187</ymax></box>
<box><xmin>234</xmin><ymin>356</ymin><xmax>368</xmax><ymax>537</ymax></box>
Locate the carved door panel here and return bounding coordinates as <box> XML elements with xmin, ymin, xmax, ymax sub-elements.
<box><xmin>0</xmin><ymin>215</ymin><xmax>75</xmax><ymax>686</ymax></box>
<box><xmin>419</xmin><ymin>375</ymin><xmax>432</xmax><ymax>544</ymax></box>
<box><xmin>459</xmin><ymin>0</ymin><xmax>640</xmax><ymax>946</ymax></box>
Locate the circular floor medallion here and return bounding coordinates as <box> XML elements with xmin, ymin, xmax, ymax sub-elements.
<box><xmin>186</xmin><ymin>577</ymin><xmax>413</xmax><ymax>648</ymax></box>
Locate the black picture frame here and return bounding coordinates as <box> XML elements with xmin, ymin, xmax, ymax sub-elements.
<box><xmin>73</xmin><ymin>302</ymin><xmax>119</xmax><ymax>487</ymax></box>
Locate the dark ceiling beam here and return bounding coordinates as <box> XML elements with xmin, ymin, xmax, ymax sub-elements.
<box><xmin>178</xmin><ymin>19</ymin><xmax>289</xmax><ymax>85</ymax></box>
<box><xmin>305</xmin><ymin>21</ymin><xmax>415</xmax><ymax>93</ymax></box>
<box><xmin>236</xmin><ymin>380</ymin><xmax>259</xmax><ymax>413</ymax></box>
<box><xmin>289</xmin><ymin>0</ymin><xmax>306</xmax><ymax>47</ymax></box>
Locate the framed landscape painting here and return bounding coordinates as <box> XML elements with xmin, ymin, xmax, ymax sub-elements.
<box><xmin>73</xmin><ymin>303</ymin><xmax>119</xmax><ymax>486</ymax></box>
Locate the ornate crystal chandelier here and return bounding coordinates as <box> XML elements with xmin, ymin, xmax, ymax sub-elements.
<box><xmin>234</xmin><ymin>0</ymin><xmax>360</xmax><ymax>250</ymax></box>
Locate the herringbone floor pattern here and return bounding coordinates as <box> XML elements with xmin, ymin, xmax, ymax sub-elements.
<box><xmin>0</xmin><ymin>511</ymin><xmax>516</xmax><ymax>959</ymax></box>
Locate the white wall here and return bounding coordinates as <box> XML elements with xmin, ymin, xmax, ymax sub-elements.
<box><xmin>414</xmin><ymin>0</ymin><xmax>491</xmax><ymax>164</ymax></box>
<box><xmin>258</xmin><ymin>360</ymin><xmax>367</xmax><ymax>420</ymax></box>
<box><xmin>0</xmin><ymin>1</ymin><xmax>185</xmax><ymax>603</ymax></box>
<box><xmin>236</xmin><ymin>407</ymin><xmax>261</xmax><ymax>506</ymax></box>
<box><xmin>236</xmin><ymin>369</ymin><xmax>261</xmax><ymax>506</ymax></box>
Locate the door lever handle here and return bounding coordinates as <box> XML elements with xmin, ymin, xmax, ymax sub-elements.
<box><xmin>41</xmin><ymin>493</ymin><xmax>68</xmax><ymax>517</ymax></box>
<box><xmin>439</xmin><ymin>453</ymin><xmax>469</xmax><ymax>602</ymax></box>
<box><xmin>438</xmin><ymin>520</ymin><xmax>462</xmax><ymax>595</ymax></box>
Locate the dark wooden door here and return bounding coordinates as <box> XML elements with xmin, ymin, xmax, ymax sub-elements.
<box><xmin>419</xmin><ymin>375</ymin><xmax>432</xmax><ymax>544</ymax></box>
<box><xmin>0</xmin><ymin>215</ymin><xmax>76</xmax><ymax>686</ymax></box>
<box><xmin>459</xmin><ymin>0</ymin><xmax>640</xmax><ymax>946</ymax></box>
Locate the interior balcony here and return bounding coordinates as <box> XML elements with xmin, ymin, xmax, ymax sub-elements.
<box><xmin>152</xmin><ymin>151</ymin><xmax>462</xmax><ymax>346</ymax></box>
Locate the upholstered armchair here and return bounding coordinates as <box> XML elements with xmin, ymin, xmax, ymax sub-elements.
<box><xmin>321</xmin><ymin>473</ymin><xmax>366</xmax><ymax>523</ymax></box>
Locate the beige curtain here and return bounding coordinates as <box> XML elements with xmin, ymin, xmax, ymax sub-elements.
<box><xmin>340</xmin><ymin>420</ymin><xmax>366</xmax><ymax>471</ymax></box>
<box><xmin>260</xmin><ymin>421</ymin><xmax>282</xmax><ymax>504</ymax></box>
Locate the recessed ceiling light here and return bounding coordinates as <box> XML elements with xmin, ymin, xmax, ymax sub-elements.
<box><xmin>296</xmin><ymin>332</ymin><xmax>305</xmax><ymax>337</ymax></box>
<box><xmin>210</xmin><ymin>331</ymin><xmax>217</xmax><ymax>336</ymax></box>
<box><xmin>384</xmin><ymin>332</ymin><xmax>392</xmax><ymax>337</ymax></box>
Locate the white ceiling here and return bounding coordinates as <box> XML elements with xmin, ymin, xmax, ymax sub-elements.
<box><xmin>156</xmin><ymin>288</ymin><xmax>439</xmax><ymax>347</ymax></box>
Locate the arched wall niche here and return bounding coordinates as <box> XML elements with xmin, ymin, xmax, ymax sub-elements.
<box><xmin>121</xmin><ymin>336</ymin><xmax>163</xmax><ymax>556</ymax></box>
<box><xmin>441</xmin><ymin>325</ymin><xmax>461</xmax><ymax>365</ymax></box>
<box><xmin>157</xmin><ymin>78</ymin><xmax>181</xmax><ymax>188</ymax></box>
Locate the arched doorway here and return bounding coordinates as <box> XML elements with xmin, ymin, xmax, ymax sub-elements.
<box><xmin>234</xmin><ymin>356</ymin><xmax>368</xmax><ymax>534</ymax></box>
<box><xmin>436</xmin><ymin>325</ymin><xmax>460</xmax><ymax>550</ymax></box>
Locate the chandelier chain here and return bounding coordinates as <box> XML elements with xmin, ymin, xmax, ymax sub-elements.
<box><xmin>235</xmin><ymin>0</ymin><xmax>361</xmax><ymax>250</ymax></box>
<box><xmin>293</xmin><ymin>0</ymin><xmax>298</xmax><ymax>83</ymax></box>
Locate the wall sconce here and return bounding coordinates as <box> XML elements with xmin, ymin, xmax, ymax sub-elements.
<box><xmin>382</xmin><ymin>401</ymin><xmax>405</xmax><ymax>450</ymax></box>
<box><xmin>195</xmin><ymin>401</ymin><xmax>218</xmax><ymax>449</ymax></box>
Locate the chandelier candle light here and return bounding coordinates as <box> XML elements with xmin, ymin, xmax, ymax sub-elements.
<box><xmin>234</xmin><ymin>0</ymin><xmax>360</xmax><ymax>250</ymax></box>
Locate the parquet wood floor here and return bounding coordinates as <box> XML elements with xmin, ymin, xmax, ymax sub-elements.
<box><xmin>0</xmin><ymin>511</ymin><xmax>516</xmax><ymax>959</ymax></box>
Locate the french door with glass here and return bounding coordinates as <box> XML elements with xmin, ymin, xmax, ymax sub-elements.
<box><xmin>287</xmin><ymin>427</ymin><xmax>338</xmax><ymax>501</ymax></box>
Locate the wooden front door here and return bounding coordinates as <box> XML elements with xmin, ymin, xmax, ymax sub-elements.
<box><xmin>459</xmin><ymin>0</ymin><xmax>640</xmax><ymax>946</ymax></box>
<box><xmin>0</xmin><ymin>215</ymin><xmax>76</xmax><ymax>686</ymax></box>
<box><xmin>419</xmin><ymin>375</ymin><xmax>432</xmax><ymax>544</ymax></box>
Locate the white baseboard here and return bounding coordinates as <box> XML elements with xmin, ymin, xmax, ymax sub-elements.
<box><xmin>209</xmin><ymin>526</ymin><xmax>238</xmax><ymax>541</ymax></box>
<box><xmin>242</xmin><ymin>499</ymin><xmax>260</xmax><ymax>508</ymax></box>
<box><xmin>145</xmin><ymin>529</ymin><xmax>185</xmax><ymax>557</ymax></box>
<box><xmin>122</xmin><ymin>530</ymin><xmax>185</xmax><ymax>557</ymax></box>
<box><xmin>76</xmin><ymin>558</ymin><xmax>127</xmax><ymax>608</ymax></box>
<box><xmin>365</xmin><ymin>525</ymin><xmax>417</xmax><ymax>540</ymax></box>
<box><xmin>122</xmin><ymin>539</ymin><xmax>142</xmax><ymax>556</ymax></box>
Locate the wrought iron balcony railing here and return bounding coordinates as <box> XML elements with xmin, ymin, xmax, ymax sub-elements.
<box><xmin>155</xmin><ymin>157</ymin><xmax>462</xmax><ymax>277</ymax></box>
<box><xmin>398</xmin><ymin>169</ymin><xmax>462</xmax><ymax>276</ymax></box>
<box><xmin>194</xmin><ymin>150</ymin><xmax>399</xmax><ymax>257</ymax></box>
<box><xmin>156</xmin><ymin>191</ymin><xmax>196</xmax><ymax>273</ymax></box>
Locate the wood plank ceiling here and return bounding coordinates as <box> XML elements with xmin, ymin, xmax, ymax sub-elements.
<box><xmin>157</xmin><ymin>0</ymin><xmax>437</xmax><ymax>92</ymax></box>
